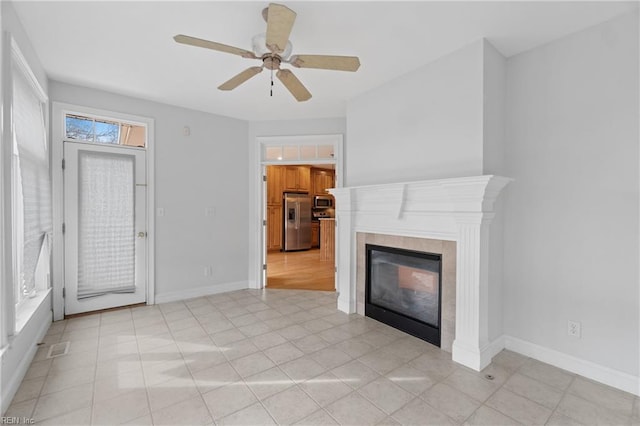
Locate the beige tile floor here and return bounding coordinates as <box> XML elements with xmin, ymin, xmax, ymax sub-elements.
<box><xmin>6</xmin><ymin>289</ymin><xmax>640</xmax><ymax>425</ymax></box>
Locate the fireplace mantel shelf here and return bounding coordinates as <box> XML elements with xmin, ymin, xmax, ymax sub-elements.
<box><xmin>329</xmin><ymin>174</ymin><xmax>512</xmax><ymax>372</ymax></box>
<box><xmin>330</xmin><ymin>175</ymin><xmax>512</xmax><ymax>216</ymax></box>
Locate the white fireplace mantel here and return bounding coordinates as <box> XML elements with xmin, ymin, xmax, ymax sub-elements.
<box><xmin>329</xmin><ymin>175</ymin><xmax>512</xmax><ymax>371</ymax></box>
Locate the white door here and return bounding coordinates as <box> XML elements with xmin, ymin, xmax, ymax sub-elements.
<box><xmin>64</xmin><ymin>141</ymin><xmax>147</xmax><ymax>315</ymax></box>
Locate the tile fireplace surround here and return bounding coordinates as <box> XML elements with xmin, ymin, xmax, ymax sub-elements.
<box><xmin>329</xmin><ymin>175</ymin><xmax>511</xmax><ymax>372</ymax></box>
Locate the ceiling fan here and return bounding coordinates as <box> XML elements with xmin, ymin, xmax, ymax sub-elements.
<box><xmin>174</xmin><ymin>3</ymin><xmax>360</xmax><ymax>102</ymax></box>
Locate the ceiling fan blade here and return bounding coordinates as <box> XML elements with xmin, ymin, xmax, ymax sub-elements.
<box><xmin>218</xmin><ymin>67</ymin><xmax>263</xmax><ymax>91</ymax></box>
<box><xmin>276</xmin><ymin>69</ymin><xmax>312</xmax><ymax>102</ymax></box>
<box><xmin>174</xmin><ymin>34</ymin><xmax>256</xmax><ymax>59</ymax></box>
<box><xmin>289</xmin><ymin>55</ymin><xmax>360</xmax><ymax>72</ymax></box>
<box><xmin>265</xmin><ymin>3</ymin><xmax>296</xmax><ymax>54</ymax></box>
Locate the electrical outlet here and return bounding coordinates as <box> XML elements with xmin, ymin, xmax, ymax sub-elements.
<box><xmin>568</xmin><ymin>320</ymin><xmax>581</xmax><ymax>338</ymax></box>
<box><xmin>204</xmin><ymin>266</ymin><xmax>213</xmax><ymax>277</ymax></box>
<box><xmin>157</xmin><ymin>208</ymin><xmax>165</xmax><ymax>217</ymax></box>
<box><xmin>205</xmin><ymin>207</ymin><xmax>215</xmax><ymax>217</ymax></box>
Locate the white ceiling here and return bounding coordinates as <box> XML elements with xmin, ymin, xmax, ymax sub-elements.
<box><xmin>12</xmin><ymin>1</ymin><xmax>637</xmax><ymax>121</ymax></box>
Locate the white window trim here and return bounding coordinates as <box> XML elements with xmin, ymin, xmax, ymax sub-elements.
<box><xmin>51</xmin><ymin>102</ymin><xmax>155</xmax><ymax>320</ymax></box>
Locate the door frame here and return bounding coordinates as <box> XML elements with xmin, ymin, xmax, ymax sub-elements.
<box><xmin>51</xmin><ymin>102</ymin><xmax>155</xmax><ymax>321</ymax></box>
<box><xmin>253</xmin><ymin>134</ymin><xmax>343</xmax><ymax>289</ymax></box>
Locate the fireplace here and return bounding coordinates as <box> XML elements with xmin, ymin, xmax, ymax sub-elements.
<box><xmin>330</xmin><ymin>175</ymin><xmax>512</xmax><ymax>370</ymax></box>
<box><xmin>366</xmin><ymin>244</ymin><xmax>442</xmax><ymax>347</ymax></box>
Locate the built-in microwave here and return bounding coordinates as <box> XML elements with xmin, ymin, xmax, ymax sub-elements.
<box><xmin>314</xmin><ymin>195</ymin><xmax>333</xmax><ymax>209</ymax></box>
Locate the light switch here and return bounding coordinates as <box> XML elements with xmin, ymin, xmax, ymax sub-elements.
<box><xmin>183</xmin><ymin>126</ymin><xmax>190</xmax><ymax>136</ymax></box>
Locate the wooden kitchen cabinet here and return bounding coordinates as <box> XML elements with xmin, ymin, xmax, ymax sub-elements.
<box><xmin>319</xmin><ymin>219</ymin><xmax>335</xmax><ymax>261</ymax></box>
<box><xmin>266</xmin><ymin>166</ymin><xmax>285</xmax><ymax>205</ymax></box>
<box><xmin>311</xmin><ymin>168</ymin><xmax>335</xmax><ymax>195</ymax></box>
<box><xmin>284</xmin><ymin>166</ymin><xmax>310</xmax><ymax>192</ymax></box>
<box><xmin>299</xmin><ymin>166</ymin><xmax>311</xmax><ymax>192</ymax></box>
<box><xmin>311</xmin><ymin>222</ymin><xmax>319</xmax><ymax>248</ymax></box>
<box><xmin>267</xmin><ymin>205</ymin><xmax>283</xmax><ymax>251</ymax></box>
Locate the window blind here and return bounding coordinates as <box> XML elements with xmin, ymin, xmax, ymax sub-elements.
<box><xmin>12</xmin><ymin>59</ymin><xmax>51</xmax><ymax>303</ymax></box>
<box><xmin>77</xmin><ymin>151</ymin><xmax>135</xmax><ymax>298</ymax></box>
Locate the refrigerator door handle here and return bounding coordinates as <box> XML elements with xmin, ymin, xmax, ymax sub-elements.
<box><xmin>295</xmin><ymin>202</ymin><xmax>300</xmax><ymax>230</ymax></box>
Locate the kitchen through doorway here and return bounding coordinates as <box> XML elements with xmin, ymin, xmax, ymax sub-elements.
<box><xmin>265</xmin><ymin>164</ymin><xmax>336</xmax><ymax>291</ymax></box>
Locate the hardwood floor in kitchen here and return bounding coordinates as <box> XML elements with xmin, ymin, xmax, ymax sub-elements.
<box><xmin>266</xmin><ymin>248</ymin><xmax>335</xmax><ymax>291</ymax></box>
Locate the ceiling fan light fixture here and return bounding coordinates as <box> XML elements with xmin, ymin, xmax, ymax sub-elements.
<box><xmin>252</xmin><ymin>33</ymin><xmax>292</xmax><ymax>59</ymax></box>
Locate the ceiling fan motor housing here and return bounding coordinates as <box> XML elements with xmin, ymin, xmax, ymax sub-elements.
<box><xmin>263</xmin><ymin>55</ymin><xmax>281</xmax><ymax>70</ymax></box>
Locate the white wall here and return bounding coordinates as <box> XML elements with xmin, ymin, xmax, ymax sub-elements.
<box><xmin>246</xmin><ymin>118</ymin><xmax>345</xmax><ymax>287</ymax></box>
<box><xmin>1</xmin><ymin>1</ymin><xmax>52</xmax><ymax>413</ymax></box>
<box><xmin>503</xmin><ymin>11</ymin><xmax>639</xmax><ymax>377</ymax></box>
<box><xmin>345</xmin><ymin>40</ymin><xmax>484</xmax><ymax>187</ymax></box>
<box><xmin>49</xmin><ymin>81</ymin><xmax>250</xmax><ymax>301</ymax></box>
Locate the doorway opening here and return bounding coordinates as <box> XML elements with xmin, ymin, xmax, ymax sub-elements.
<box><xmin>257</xmin><ymin>135</ymin><xmax>342</xmax><ymax>291</ymax></box>
<box><xmin>265</xmin><ymin>164</ymin><xmax>335</xmax><ymax>291</ymax></box>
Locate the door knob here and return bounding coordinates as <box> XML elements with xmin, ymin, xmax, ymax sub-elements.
<box><xmin>137</xmin><ymin>231</ymin><xmax>147</xmax><ymax>238</ymax></box>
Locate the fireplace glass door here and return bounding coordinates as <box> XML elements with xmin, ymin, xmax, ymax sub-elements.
<box><xmin>366</xmin><ymin>244</ymin><xmax>442</xmax><ymax>346</ymax></box>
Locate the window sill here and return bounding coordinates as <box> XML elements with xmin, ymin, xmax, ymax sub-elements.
<box><xmin>15</xmin><ymin>288</ymin><xmax>51</xmax><ymax>334</ymax></box>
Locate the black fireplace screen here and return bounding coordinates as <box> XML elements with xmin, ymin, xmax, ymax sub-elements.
<box><xmin>365</xmin><ymin>244</ymin><xmax>442</xmax><ymax>346</ymax></box>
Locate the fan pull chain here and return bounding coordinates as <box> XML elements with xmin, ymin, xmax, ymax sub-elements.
<box><xmin>270</xmin><ymin>68</ymin><xmax>274</xmax><ymax>97</ymax></box>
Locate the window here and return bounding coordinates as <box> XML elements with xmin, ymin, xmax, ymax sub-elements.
<box><xmin>262</xmin><ymin>141</ymin><xmax>335</xmax><ymax>162</ymax></box>
<box><xmin>65</xmin><ymin>114</ymin><xmax>146</xmax><ymax>148</ymax></box>
<box><xmin>11</xmin><ymin>42</ymin><xmax>50</xmax><ymax>308</ymax></box>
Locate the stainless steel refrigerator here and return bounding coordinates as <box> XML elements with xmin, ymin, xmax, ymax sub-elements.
<box><xmin>283</xmin><ymin>193</ymin><xmax>311</xmax><ymax>251</ymax></box>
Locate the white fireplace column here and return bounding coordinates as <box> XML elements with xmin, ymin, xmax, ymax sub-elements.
<box><xmin>330</xmin><ymin>175</ymin><xmax>512</xmax><ymax>372</ymax></box>
<box><xmin>332</xmin><ymin>188</ymin><xmax>356</xmax><ymax>314</ymax></box>
<box><xmin>450</xmin><ymin>213</ymin><xmax>494</xmax><ymax>370</ymax></box>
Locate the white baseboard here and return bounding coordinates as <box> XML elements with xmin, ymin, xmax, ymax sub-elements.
<box><xmin>2</xmin><ymin>302</ymin><xmax>52</xmax><ymax>414</ymax></box>
<box><xmin>504</xmin><ymin>335</ymin><xmax>640</xmax><ymax>397</ymax></box>
<box><xmin>154</xmin><ymin>281</ymin><xmax>249</xmax><ymax>304</ymax></box>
